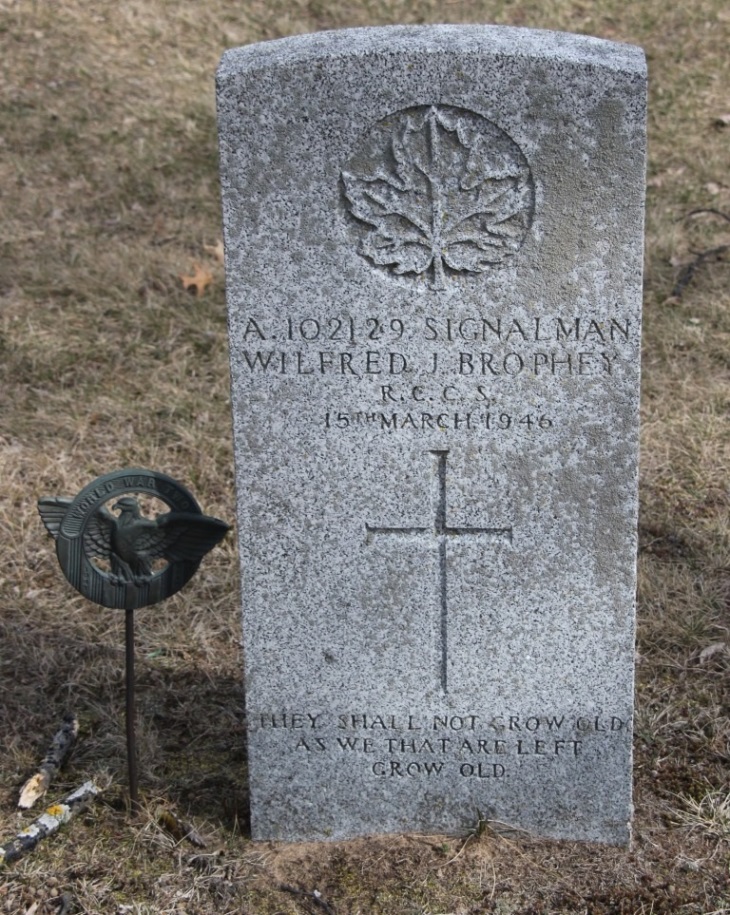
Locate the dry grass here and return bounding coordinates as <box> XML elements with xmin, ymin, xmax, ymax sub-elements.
<box><xmin>0</xmin><ymin>0</ymin><xmax>728</xmax><ymax>912</ymax></box>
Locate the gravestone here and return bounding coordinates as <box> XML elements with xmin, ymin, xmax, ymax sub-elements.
<box><xmin>217</xmin><ymin>25</ymin><xmax>646</xmax><ymax>844</ymax></box>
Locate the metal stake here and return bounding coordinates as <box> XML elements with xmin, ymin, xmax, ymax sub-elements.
<box><xmin>125</xmin><ymin>606</ymin><xmax>139</xmax><ymax>811</ymax></box>
<box><xmin>38</xmin><ymin>469</ymin><xmax>230</xmax><ymax>815</ymax></box>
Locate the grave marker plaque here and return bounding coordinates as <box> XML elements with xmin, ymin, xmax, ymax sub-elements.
<box><xmin>217</xmin><ymin>25</ymin><xmax>646</xmax><ymax>844</ymax></box>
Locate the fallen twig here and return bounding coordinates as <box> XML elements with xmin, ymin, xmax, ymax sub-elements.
<box><xmin>18</xmin><ymin>713</ymin><xmax>79</xmax><ymax>810</ymax></box>
<box><xmin>684</xmin><ymin>207</ymin><xmax>730</xmax><ymax>224</ymax></box>
<box><xmin>671</xmin><ymin>207</ymin><xmax>729</xmax><ymax>298</ymax></box>
<box><xmin>672</xmin><ymin>245</ymin><xmax>729</xmax><ymax>298</ymax></box>
<box><xmin>1</xmin><ymin>780</ymin><xmax>100</xmax><ymax>866</ymax></box>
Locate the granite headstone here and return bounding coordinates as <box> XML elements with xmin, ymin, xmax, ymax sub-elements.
<box><xmin>217</xmin><ymin>25</ymin><xmax>646</xmax><ymax>844</ymax></box>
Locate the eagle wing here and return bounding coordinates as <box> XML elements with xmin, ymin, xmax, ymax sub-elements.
<box><xmin>82</xmin><ymin>506</ymin><xmax>117</xmax><ymax>560</ymax></box>
<box><xmin>133</xmin><ymin>512</ymin><xmax>230</xmax><ymax>564</ymax></box>
<box><xmin>38</xmin><ymin>498</ymin><xmax>72</xmax><ymax>540</ymax></box>
<box><xmin>39</xmin><ymin>497</ymin><xmax>117</xmax><ymax>560</ymax></box>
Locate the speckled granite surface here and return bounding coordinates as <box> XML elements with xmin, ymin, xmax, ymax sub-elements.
<box><xmin>217</xmin><ymin>25</ymin><xmax>646</xmax><ymax>844</ymax></box>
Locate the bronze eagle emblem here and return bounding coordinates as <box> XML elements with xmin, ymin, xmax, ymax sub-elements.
<box><xmin>39</xmin><ymin>494</ymin><xmax>230</xmax><ymax>587</ymax></box>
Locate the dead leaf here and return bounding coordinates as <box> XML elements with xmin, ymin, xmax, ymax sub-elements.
<box><xmin>705</xmin><ymin>182</ymin><xmax>723</xmax><ymax>196</ymax></box>
<box><xmin>204</xmin><ymin>239</ymin><xmax>225</xmax><ymax>264</ymax></box>
<box><xmin>646</xmin><ymin>166</ymin><xmax>686</xmax><ymax>189</ymax></box>
<box><xmin>698</xmin><ymin>642</ymin><xmax>727</xmax><ymax>663</ymax></box>
<box><xmin>713</xmin><ymin>114</ymin><xmax>730</xmax><ymax>127</ymax></box>
<box><xmin>157</xmin><ymin>808</ymin><xmax>207</xmax><ymax>847</ymax></box>
<box><xmin>180</xmin><ymin>263</ymin><xmax>213</xmax><ymax>297</ymax></box>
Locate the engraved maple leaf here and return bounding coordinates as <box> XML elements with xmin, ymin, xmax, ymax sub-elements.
<box><xmin>342</xmin><ymin>106</ymin><xmax>533</xmax><ymax>289</ymax></box>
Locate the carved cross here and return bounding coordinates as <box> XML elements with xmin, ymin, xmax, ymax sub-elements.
<box><xmin>366</xmin><ymin>450</ymin><xmax>513</xmax><ymax>693</ymax></box>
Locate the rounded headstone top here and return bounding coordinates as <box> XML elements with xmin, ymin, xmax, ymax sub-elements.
<box><xmin>217</xmin><ymin>25</ymin><xmax>646</xmax><ymax>82</ymax></box>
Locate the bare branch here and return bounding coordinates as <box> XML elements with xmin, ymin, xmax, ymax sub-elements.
<box><xmin>1</xmin><ymin>781</ymin><xmax>101</xmax><ymax>866</ymax></box>
<box><xmin>672</xmin><ymin>245</ymin><xmax>729</xmax><ymax>298</ymax></box>
<box><xmin>18</xmin><ymin>713</ymin><xmax>79</xmax><ymax>810</ymax></box>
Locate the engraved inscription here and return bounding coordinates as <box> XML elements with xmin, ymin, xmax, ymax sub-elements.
<box><xmin>366</xmin><ymin>450</ymin><xmax>512</xmax><ymax>693</ymax></box>
<box><xmin>342</xmin><ymin>106</ymin><xmax>534</xmax><ymax>288</ymax></box>
<box><xmin>276</xmin><ymin>315</ymin><xmax>632</xmax><ymax>344</ymax></box>
<box><xmin>256</xmin><ymin>710</ymin><xmax>630</xmax><ymax>779</ymax></box>
<box><xmin>238</xmin><ymin>314</ymin><xmax>632</xmax><ymax>385</ymax></box>
<box><xmin>325</xmin><ymin>410</ymin><xmax>554</xmax><ymax>433</ymax></box>
<box><xmin>235</xmin><ymin>312</ymin><xmax>636</xmax><ymax>434</ymax></box>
